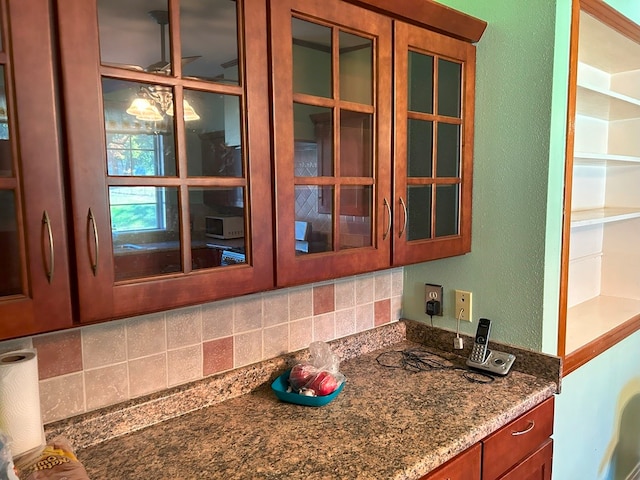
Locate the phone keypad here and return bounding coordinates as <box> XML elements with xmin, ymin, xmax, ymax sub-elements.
<box><xmin>470</xmin><ymin>343</ymin><xmax>487</xmax><ymax>363</ymax></box>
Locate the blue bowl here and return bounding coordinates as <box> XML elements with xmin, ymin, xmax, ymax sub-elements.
<box><xmin>271</xmin><ymin>369</ymin><xmax>345</xmax><ymax>407</ymax></box>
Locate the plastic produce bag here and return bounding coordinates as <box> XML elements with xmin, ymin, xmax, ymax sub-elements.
<box><xmin>288</xmin><ymin>341</ymin><xmax>345</xmax><ymax>396</ymax></box>
<box><xmin>0</xmin><ymin>432</ymin><xmax>19</xmax><ymax>480</ymax></box>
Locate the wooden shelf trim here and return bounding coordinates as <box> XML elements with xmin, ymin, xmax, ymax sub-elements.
<box><xmin>571</xmin><ymin>207</ymin><xmax>640</xmax><ymax>227</ymax></box>
<box><xmin>341</xmin><ymin>0</ymin><xmax>487</xmax><ymax>43</ymax></box>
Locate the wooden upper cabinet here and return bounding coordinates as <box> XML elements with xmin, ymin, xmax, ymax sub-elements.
<box><xmin>55</xmin><ymin>0</ymin><xmax>274</xmax><ymax>323</ymax></box>
<box><xmin>0</xmin><ymin>0</ymin><xmax>73</xmax><ymax>339</ymax></box>
<box><xmin>559</xmin><ymin>0</ymin><xmax>640</xmax><ymax>373</ymax></box>
<box><xmin>270</xmin><ymin>0</ymin><xmax>393</xmax><ymax>287</ymax></box>
<box><xmin>393</xmin><ymin>22</ymin><xmax>476</xmax><ymax>265</ymax></box>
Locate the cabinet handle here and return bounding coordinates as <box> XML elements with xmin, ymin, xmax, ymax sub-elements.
<box><xmin>42</xmin><ymin>210</ymin><xmax>54</xmax><ymax>284</ymax></box>
<box><xmin>399</xmin><ymin>197</ymin><xmax>407</xmax><ymax>237</ymax></box>
<box><xmin>87</xmin><ymin>208</ymin><xmax>99</xmax><ymax>276</ymax></box>
<box><xmin>511</xmin><ymin>420</ymin><xmax>535</xmax><ymax>436</ymax></box>
<box><xmin>383</xmin><ymin>198</ymin><xmax>391</xmax><ymax>240</ymax></box>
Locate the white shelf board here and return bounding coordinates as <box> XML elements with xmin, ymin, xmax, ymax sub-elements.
<box><xmin>571</xmin><ymin>207</ymin><xmax>640</xmax><ymax>228</ymax></box>
<box><xmin>574</xmin><ymin>152</ymin><xmax>640</xmax><ymax>166</ymax></box>
<box><xmin>576</xmin><ymin>84</ymin><xmax>640</xmax><ymax>121</ymax></box>
<box><xmin>566</xmin><ymin>295</ymin><xmax>640</xmax><ymax>354</ymax></box>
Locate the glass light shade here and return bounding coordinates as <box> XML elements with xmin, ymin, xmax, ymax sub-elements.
<box><xmin>166</xmin><ymin>99</ymin><xmax>200</xmax><ymax>121</ymax></box>
<box><xmin>126</xmin><ymin>97</ymin><xmax>163</xmax><ymax>121</ymax></box>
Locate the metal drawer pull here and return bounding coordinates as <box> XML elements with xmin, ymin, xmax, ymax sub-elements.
<box><xmin>88</xmin><ymin>208</ymin><xmax>99</xmax><ymax>276</ymax></box>
<box><xmin>399</xmin><ymin>197</ymin><xmax>407</xmax><ymax>237</ymax></box>
<box><xmin>383</xmin><ymin>198</ymin><xmax>391</xmax><ymax>239</ymax></box>
<box><xmin>42</xmin><ymin>210</ymin><xmax>54</xmax><ymax>283</ymax></box>
<box><xmin>511</xmin><ymin>420</ymin><xmax>535</xmax><ymax>436</ymax></box>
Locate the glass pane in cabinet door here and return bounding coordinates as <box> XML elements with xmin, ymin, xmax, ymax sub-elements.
<box><xmin>407</xmin><ymin>119</ymin><xmax>433</xmax><ymax>178</ymax></box>
<box><xmin>339</xmin><ymin>32</ymin><xmax>372</xmax><ymax>105</ymax></box>
<box><xmin>185</xmin><ymin>90</ymin><xmax>242</xmax><ymax>177</ymax></box>
<box><xmin>408</xmin><ymin>51</ymin><xmax>433</xmax><ymax>114</ymax></box>
<box><xmin>0</xmin><ymin>68</ymin><xmax>10</xmax><ymax>177</ymax></box>
<box><xmin>292</xmin><ymin>18</ymin><xmax>331</xmax><ymax>98</ymax></box>
<box><xmin>438</xmin><ymin>59</ymin><xmax>462</xmax><ymax>118</ymax></box>
<box><xmin>340</xmin><ymin>111</ymin><xmax>372</xmax><ymax>178</ymax></box>
<box><xmin>435</xmin><ymin>185</ymin><xmax>459</xmax><ymax>237</ymax></box>
<box><xmin>181</xmin><ymin>0</ymin><xmax>239</xmax><ymax>83</ymax></box>
<box><xmin>436</xmin><ymin>123</ymin><xmax>460</xmax><ymax>178</ymax></box>
<box><xmin>294</xmin><ymin>103</ymin><xmax>332</xmax><ymax>177</ymax></box>
<box><xmin>406</xmin><ymin>185</ymin><xmax>431</xmax><ymax>241</ymax></box>
<box><xmin>110</xmin><ymin>186</ymin><xmax>180</xmax><ymax>281</ymax></box>
<box><xmin>98</xmin><ymin>0</ymin><xmax>171</xmax><ymax>74</ymax></box>
<box><xmin>295</xmin><ymin>185</ymin><xmax>332</xmax><ymax>254</ymax></box>
<box><xmin>0</xmin><ymin>190</ymin><xmax>21</xmax><ymax>296</ymax></box>
<box><xmin>339</xmin><ymin>186</ymin><xmax>372</xmax><ymax>249</ymax></box>
<box><xmin>190</xmin><ymin>187</ymin><xmax>246</xmax><ymax>269</ymax></box>
<box><xmin>102</xmin><ymin>79</ymin><xmax>176</xmax><ymax>177</ymax></box>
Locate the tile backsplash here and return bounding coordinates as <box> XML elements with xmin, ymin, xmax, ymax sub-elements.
<box><xmin>0</xmin><ymin>268</ymin><xmax>403</xmax><ymax>425</ymax></box>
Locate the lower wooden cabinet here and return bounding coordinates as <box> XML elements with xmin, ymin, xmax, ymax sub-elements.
<box><xmin>420</xmin><ymin>442</ymin><xmax>481</xmax><ymax>480</ymax></box>
<box><xmin>421</xmin><ymin>397</ymin><xmax>554</xmax><ymax>480</ymax></box>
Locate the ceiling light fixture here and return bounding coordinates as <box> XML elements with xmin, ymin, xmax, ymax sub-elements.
<box><xmin>126</xmin><ymin>85</ymin><xmax>200</xmax><ymax>122</ymax></box>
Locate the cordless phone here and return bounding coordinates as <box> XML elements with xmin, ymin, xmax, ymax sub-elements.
<box><xmin>466</xmin><ymin>318</ymin><xmax>516</xmax><ymax>376</ymax></box>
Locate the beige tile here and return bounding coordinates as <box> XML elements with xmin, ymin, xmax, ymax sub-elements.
<box><xmin>356</xmin><ymin>303</ymin><xmax>374</xmax><ymax>332</ymax></box>
<box><xmin>234</xmin><ymin>295</ymin><xmax>262</xmax><ymax>333</ymax></box>
<box><xmin>85</xmin><ymin>363</ymin><xmax>128</xmax><ymax>411</ymax></box>
<box><xmin>168</xmin><ymin>345</ymin><xmax>202</xmax><ymax>387</ymax></box>
<box><xmin>263</xmin><ymin>324</ymin><xmax>289</xmax><ymax>360</ymax></box>
<box><xmin>234</xmin><ymin>330</ymin><xmax>262</xmax><ymax>368</ymax></box>
<box><xmin>128</xmin><ymin>354</ymin><xmax>167</xmax><ymax>398</ymax></box>
<box><xmin>202</xmin><ymin>299</ymin><xmax>234</xmax><ymax>340</ymax></box>
<box><xmin>335</xmin><ymin>278</ymin><xmax>355</xmax><ymax>310</ymax></box>
<box><xmin>289</xmin><ymin>286</ymin><xmax>313</xmax><ymax>320</ymax></box>
<box><xmin>289</xmin><ymin>318</ymin><xmax>313</xmax><ymax>352</ymax></box>
<box><xmin>0</xmin><ymin>337</ymin><xmax>32</xmax><ymax>355</ymax></box>
<box><xmin>356</xmin><ymin>274</ymin><xmax>374</xmax><ymax>305</ymax></box>
<box><xmin>40</xmin><ymin>373</ymin><xmax>85</xmax><ymax>424</ymax></box>
<box><xmin>82</xmin><ymin>321</ymin><xmax>126</xmax><ymax>370</ymax></box>
<box><xmin>166</xmin><ymin>306</ymin><xmax>202</xmax><ymax>349</ymax></box>
<box><xmin>263</xmin><ymin>290</ymin><xmax>289</xmax><ymax>327</ymax></box>
<box><xmin>374</xmin><ymin>271</ymin><xmax>392</xmax><ymax>300</ymax></box>
<box><xmin>391</xmin><ymin>296</ymin><xmax>403</xmax><ymax>321</ymax></box>
<box><xmin>313</xmin><ymin>312</ymin><xmax>335</xmax><ymax>342</ymax></box>
<box><xmin>335</xmin><ymin>308</ymin><xmax>356</xmax><ymax>338</ymax></box>
<box><xmin>391</xmin><ymin>268</ymin><xmax>404</xmax><ymax>297</ymax></box>
<box><xmin>126</xmin><ymin>313</ymin><xmax>166</xmax><ymax>360</ymax></box>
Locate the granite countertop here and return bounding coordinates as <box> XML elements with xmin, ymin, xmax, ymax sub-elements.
<box><xmin>69</xmin><ymin>321</ymin><xmax>559</xmax><ymax>480</ymax></box>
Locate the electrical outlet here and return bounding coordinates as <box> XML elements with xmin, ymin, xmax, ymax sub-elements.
<box><xmin>454</xmin><ymin>290</ymin><xmax>472</xmax><ymax>322</ymax></box>
<box><xmin>425</xmin><ymin>283</ymin><xmax>443</xmax><ymax>316</ymax></box>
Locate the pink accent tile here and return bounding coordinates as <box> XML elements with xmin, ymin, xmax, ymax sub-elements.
<box><xmin>33</xmin><ymin>329</ymin><xmax>82</xmax><ymax>380</ymax></box>
<box><xmin>374</xmin><ymin>299</ymin><xmax>391</xmax><ymax>326</ymax></box>
<box><xmin>203</xmin><ymin>337</ymin><xmax>233</xmax><ymax>376</ymax></box>
<box><xmin>313</xmin><ymin>284</ymin><xmax>335</xmax><ymax>315</ymax></box>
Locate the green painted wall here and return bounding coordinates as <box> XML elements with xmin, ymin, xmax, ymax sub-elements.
<box><xmin>403</xmin><ymin>1</ymin><xmax>640</xmax><ymax>478</ymax></box>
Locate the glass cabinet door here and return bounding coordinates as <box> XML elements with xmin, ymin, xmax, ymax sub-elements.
<box><xmin>393</xmin><ymin>21</ymin><xmax>476</xmax><ymax>265</ymax></box>
<box><xmin>57</xmin><ymin>0</ymin><xmax>273</xmax><ymax>322</ymax></box>
<box><xmin>271</xmin><ymin>0</ymin><xmax>392</xmax><ymax>286</ymax></box>
<box><xmin>0</xmin><ymin>0</ymin><xmax>73</xmax><ymax>339</ymax></box>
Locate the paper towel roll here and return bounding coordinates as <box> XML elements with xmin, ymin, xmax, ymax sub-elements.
<box><xmin>0</xmin><ymin>350</ymin><xmax>45</xmax><ymax>458</ymax></box>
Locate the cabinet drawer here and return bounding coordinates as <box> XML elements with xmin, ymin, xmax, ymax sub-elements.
<box><xmin>482</xmin><ymin>397</ymin><xmax>554</xmax><ymax>480</ymax></box>
<box><xmin>499</xmin><ymin>438</ymin><xmax>553</xmax><ymax>480</ymax></box>
<box><xmin>420</xmin><ymin>443</ymin><xmax>481</xmax><ymax>480</ymax></box>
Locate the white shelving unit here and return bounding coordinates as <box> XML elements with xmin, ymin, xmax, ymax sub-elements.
<box><xmin>566</xmin><ymin>11</ymin><xmax>640</xmax><ymax>355</ymax></box>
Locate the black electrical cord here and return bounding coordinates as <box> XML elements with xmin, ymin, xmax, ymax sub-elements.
<box><xmin>376</xmin><ymin>348</ymin><xmax>495</xmax><ymax>384</ymax></box>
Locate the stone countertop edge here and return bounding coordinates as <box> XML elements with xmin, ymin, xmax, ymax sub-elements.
<box><xmin>44</xmin><ymin>318</ymin><xmax>561</xmax><ymax>454</ymax></box>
